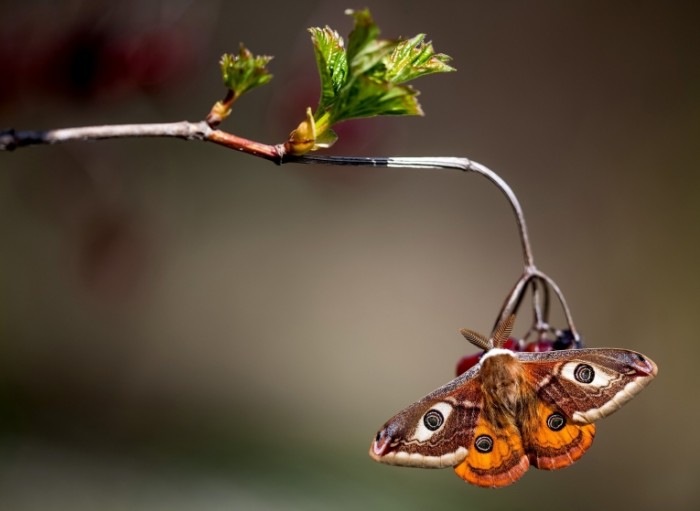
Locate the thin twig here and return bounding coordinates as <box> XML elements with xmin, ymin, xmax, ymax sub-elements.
<box><xmin>2</xmin><ymin>121</ymin><xmax>581</xmax><ymax>339</ymax></box>
<box><xmin>0</xmin><ymin>121</ymin><xmax>283</xmax><ymax>162</ymax></box>
<box><xmin>1</xmin><ymin>122</ymin><xmax>207</xmax><ymax>149</ymax></box>
<box><xmin>533</xmin><ymin>269</ymin><xmax>580</xmax><ymax>342</ymax></box>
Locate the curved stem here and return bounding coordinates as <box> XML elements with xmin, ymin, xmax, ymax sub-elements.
<box><xmin>289</xmin><ymin>154</ymin><xmax>566</xmax><ymax>341</ymax></box>
<box><xmin>530</xmin><ymin>276</ymin><xmax>550</xmax><ymax>336</ymax></box>
<box><xmin>291</xmin><ymin>155</ymin><xmax>536</xmax><ymax>270</ymax></box>
<box><xmin>532</xmin><ymin>270</ymin><xmax>580</xmax><ymax>342</ymax></box>
<box><xmin>495</xmin><ymin>270</ymin><xmax>535</xmax><ymax>329</ymax></box>
<box><xmin>490</xmin><ymin>267</ymin><xmax>578</xmax><ymax>343</ymax></box>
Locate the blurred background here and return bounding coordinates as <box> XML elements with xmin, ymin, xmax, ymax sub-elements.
<box><xmin>1</xmin><ymin>1</ymin><xmax>698</xmax><ymax>509</ymax></box>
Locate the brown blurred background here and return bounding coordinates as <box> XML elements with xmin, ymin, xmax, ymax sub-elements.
<box><xmin>1</xmin><ymin>1</ymin><xmax>698</xmax><ymax>509</ymax></box>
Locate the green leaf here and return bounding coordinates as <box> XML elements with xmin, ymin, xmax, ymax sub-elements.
<box><xmin>345</xmin><ymin>8</ymin><xmax>393</xmax><ymax>75</ymax></box>
<box><xmin>220</xmin><ymin>45</ymin><xmax>273</xmax><ymax>98</ymax></box>
<box><xmin>309</xmin><ymin>27</ymin><xmax>348</xmax><ymax>109</ymax></box>
<box><xmin>383</xmin><ymin>34</ymin><xmax>455</xmax><ymax>84</ymax></box>
<box><xmin>349</xmin><ymin>78</ymin><xmax>422</xmax><ymax>117</ymax></box>
<box><xmin>345</xmin><ymin>8</ymin><xmax>378</xmax><ymax>62</ymax></box>
<box><xmin>291</xmin><ymin>9</ymin><xmax>455</xmax><ymax>154</ymax></box>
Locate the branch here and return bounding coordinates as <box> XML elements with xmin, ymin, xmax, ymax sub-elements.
<box><xmin>1</xmin><ymin>125</ymin><xmax>532</xmax><ymax>266</ymax></box>
<box><xmin>2</xmin><ymin>122</ymin><xmax>580</xmax><ymax>338</ymax></box>
<box><xmin>1</xmin><ymin>123</ymin><xmax>533</xmax><ymax>265</ymax></box>
<box><xmin>0</xmin><ymin>122</ymin><xmax>284</xmax><ymax>162</ymax></box>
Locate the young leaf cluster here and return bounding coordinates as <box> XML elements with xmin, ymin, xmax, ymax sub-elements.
<box><xmin>207</xmin><ymin>45</ymin><xmax>273</xmax><ymax>126</ymax></box>
<box><xmin>286</xmin><ymin>9</ymin><xmax>454</xmax><ymax>155</ymax></box>
<box><xmin>220</xmin><ymin>45</ymin><xmax>273</xmax><ymax>99</ymax></box>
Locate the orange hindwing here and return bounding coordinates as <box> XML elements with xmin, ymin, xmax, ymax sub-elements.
<box><xmin>525</xmin><ymin>401</ymin><xmax>595</xmax><ymax>470</ymax></box>
<box><xmin>453</xmin><ymin>414</ymin><xmax>529</xmax><ymax>488</ymax></box>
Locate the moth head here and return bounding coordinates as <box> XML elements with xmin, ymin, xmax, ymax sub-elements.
<box><xmin>370</xmin><ymin>399</ymin><xmax>470</xmax><ymax>468</ymax></box>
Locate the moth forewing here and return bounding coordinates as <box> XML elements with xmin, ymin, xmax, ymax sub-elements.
<box><xmin>516</xmin><ymin>348</ymin><xmax>658</xmax><ymax>424</ymax></box>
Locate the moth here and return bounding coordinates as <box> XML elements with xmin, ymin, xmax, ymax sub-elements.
<box><xmin>369</xmin><ymin>317</ymin><xmax>657</xmax><ymax>488</ymax></box>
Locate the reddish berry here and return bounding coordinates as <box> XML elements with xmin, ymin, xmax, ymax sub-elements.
<box><xmin>456</xmin><ymin>353</ymin><xmax>482</xmax><ymax>376</ymax></box>
<box><xmin>502</xmin><ymin>338</ymin><xmax>522</xmax><ymax>351</ymax></box>
<box><xmin>524</xmin><ymin>339</ymin><xmax>555</xmax><ymax>352</ymax></box>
